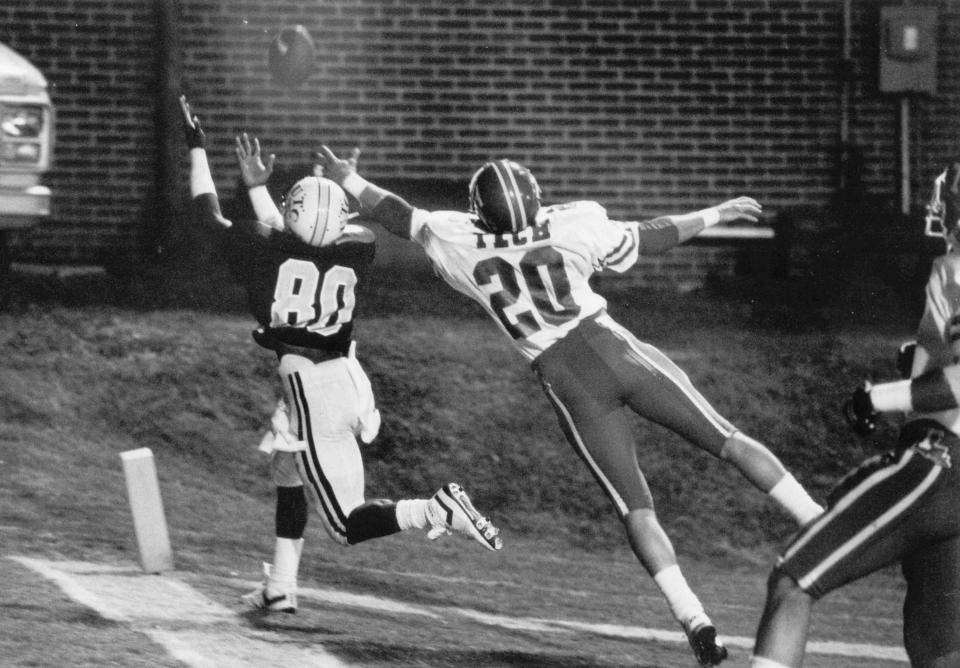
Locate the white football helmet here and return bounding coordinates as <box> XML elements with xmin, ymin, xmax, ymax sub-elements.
<box><xmin>924</xmin><ymin>158</ymin><xmax>960</xmax><ymax>248</ymax></box>
<box><xmin>282</xmin><ymin>176</ymin><xmax>349</xmax><ymax>247</ymax></box>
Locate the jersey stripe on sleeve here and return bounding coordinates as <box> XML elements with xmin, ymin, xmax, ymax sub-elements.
<box><xmin>601</xmin><ymin>223</ymin><xmax>639</xmax><ymax>272</ymax></box>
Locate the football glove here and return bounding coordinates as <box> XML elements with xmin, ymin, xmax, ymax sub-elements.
<box><xmin>178</xmin><ymin>95</ymin><xmax>205</xmax><ymax>149</ymax></box>
<box><xmin>843</xmin><ymin>381</ymin><xmax>879</xmax><ymax>436</ymax></box>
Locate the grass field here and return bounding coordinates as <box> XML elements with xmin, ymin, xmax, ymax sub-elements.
<box><xmin>0</xmin><ymin>233</ymin><xmax>926</xmax><ymax>667</ymax></box>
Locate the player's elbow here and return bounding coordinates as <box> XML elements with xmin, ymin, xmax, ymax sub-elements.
<box><xmin>192</xmin><ymin>193</ymin><xmax>231</xmax><ymax>228</ymax></box>
<box><xmin>369</xmin><ymin>195</ymin><xmax>415</xmax><ymax>238</ymax></box>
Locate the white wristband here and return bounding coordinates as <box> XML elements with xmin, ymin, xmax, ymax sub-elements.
<box><xmin>341</xmin><ymin>172</ymin><xmax>369</xmax><ymax>199</ymax></box>
<box><xmin>189</xmin><ymin>148</ymin><xmax>216</xmax><ymax>197</ymax></box>
<box><xmin>698</xmin><ymin>207</ymin><xmax>720</xmax><ymax>227</ymax></box>
<box><xmin>247</xmin><ymin>185</ymin><xmax>283</xmax><ymax>229</ymax></box>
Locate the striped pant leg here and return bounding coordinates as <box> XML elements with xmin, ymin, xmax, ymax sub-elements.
<box><xmin>280</xmin><ymin>355</ymin><xmax>366</xmax><ymax>545</ymax></box>
<box><xmin>538</xmin><ymin>374</ymin><xmax>653</xmax><ymax>516</ymax></box>
<box><xmin>780</xmin><ymin>447</ymin><xmax>945</xmax><ymax>599</ymax></box>
<box><xmin>598</xmin><ymin>317</ymin><xmax>734</xmax><ymax>455</ymax></box>
<box><xmin>534</xmin><ymin>322</ymin><xmax>656</xmax><ymax>515</ymax></box>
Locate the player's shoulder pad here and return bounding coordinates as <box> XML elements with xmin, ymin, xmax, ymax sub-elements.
<box><xmin>335</xmin><ymin>223</ymin><xmax>376</xmax><ymax>245</ymax></box>
<box><xmin>539</xmin><ymin>200</ymin><xmax>607</xmax><ymax>225</ymax></box>
<box><xmin>424</xmin><ymin>209</ymin><xmax>474</xmax><ymax>224</ymax></box>
<box><xmin>419</xmin><ymin>209</ymin><xmax>478</xmax><ymax>236</ymax></box>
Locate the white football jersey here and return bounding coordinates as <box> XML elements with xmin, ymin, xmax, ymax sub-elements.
<box><xmin>912</xmin><ymin>251</ymin><xmax>960</xmax><ymax>433</ymax></box>
<box><xmin>409</xmin><ymin>201</ymin><xmax>641</xmax><ymax>360</ymax></box>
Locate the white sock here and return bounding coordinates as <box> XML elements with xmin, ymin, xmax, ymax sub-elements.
<box><xmin>749</xmin><ymin>656</ymin><xmax>792</xmax><ymax>668</ymax></box>
<box><xmin>269</xmin><ymin>537</ymin><xmax>303</xmax><ymax>592</ymax></box>
<box><xmin>395</xmin><ymin>499</ymin><xmax>431</xmax><ymax>531</ymax></box>
<box><xmin>769</xmin><ymin>474</ymin><xmax>824</xmax><ymax>526</ymax></box>
<box><xmin>652</xmin><ymin>564</ymin><xmax>706</xmax><ymax>626</ymax></box>
<box><xmin>871</xmin><ymin>379</ymin><xmax>912</xmax><ymax>412</ymax></box>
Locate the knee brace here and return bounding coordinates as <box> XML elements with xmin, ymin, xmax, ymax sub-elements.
<box><xmin>276</xmin><ymin>485</ymin><xmax>308</xmax><ymax>539</ymax></box>
<box><xmin>345</xmin><ymin>499</ymin><xmax>400</xmax><ymax>545</ymax></box>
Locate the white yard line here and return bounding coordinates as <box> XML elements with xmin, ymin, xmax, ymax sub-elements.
<box><xmin>12</xmin><ymin>556</ymin><xmax>909</xmax><ymax>665</ymax></box>
<box><xmin>321</xmin><ymin>560</ymin><xmax>904</xmax><ymax>624</ymax></box>
<box><xmin>12</xmin><ymin>557</ymin><xmax>350</xmax><ymax>668</ymax></box>
<box><xmin>295</xmin><ymin>582</ymin><xmax>909</xmax><ymax>662</ymax></box>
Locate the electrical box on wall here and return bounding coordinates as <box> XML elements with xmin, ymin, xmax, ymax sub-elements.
<box><xmin>879</xmin><ymin>6</ymin><xmax>938</xmax><ymax>94</ymax></box>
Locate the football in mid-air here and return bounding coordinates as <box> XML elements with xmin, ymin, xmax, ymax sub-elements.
<box><xmin>268</xmin><ymin>24</ymin><xmax>315</xmax><ymax>88</ymax></box>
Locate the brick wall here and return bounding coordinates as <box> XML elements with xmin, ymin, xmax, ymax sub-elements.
<box><xmin>1</xmin><ymin>1</ymin><xmax>158</xmax><ymax>264</ymax></box>
<box><xmin>1</xmin><ymin>0</ymin><xmax>958</xmax><ymax>287</ymax></box>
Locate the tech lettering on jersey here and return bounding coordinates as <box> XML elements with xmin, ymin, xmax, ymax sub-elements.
<box><xmin>413</xmin><ymin>202</ymin><xmax>616</xmax><ymax>360</ymax></box>
<box><xmin>474</xmin><ymin>222</ymin><xmax>551</xmax><ymax>249</ymax></box>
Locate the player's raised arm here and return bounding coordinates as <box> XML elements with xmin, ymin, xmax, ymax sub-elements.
<box><xmin>316</xmin><ymin>145</ymin><xmax>416</xmax><ymax>239</ymax></box>
<box><xmin>844</xmin><ymin>364</ymin><xmax>960</xmax><ymax>435</ymax></box>
<box><xmin>629</xmin><ymin>196</ymin><xmax>762</xmax><ymax>254</ymax></box>
<box><xmin>235</xmin><ymin>132</ymin><xmax>283</xmax><ymax>236</ymax></box>
<box><xmin>179</xmin><ymin>95</ymin><xmax>232</xmax><ymax>229</ymax></box>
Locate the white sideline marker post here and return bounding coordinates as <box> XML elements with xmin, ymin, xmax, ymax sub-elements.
<box><xmin>120</xmin><ymin>447</ymin><xmax>174</xmax><ymax>573</ymax></box>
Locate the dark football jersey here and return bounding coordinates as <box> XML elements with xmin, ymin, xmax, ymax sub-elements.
<box><xmin>223</xmin><ymin>224</ymin><xmax>375</xmax><ymax>354</ymax></box>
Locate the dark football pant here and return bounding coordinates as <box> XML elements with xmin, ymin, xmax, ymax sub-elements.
<box><xmin>780</xmin><ymin>421</ymin><xmax>959</xmax><ymax>597</ymax></box>
<box><xmin>903</xmin><ymin>535</ymin><xmax>960</xmax><ymax>667</ymax></box>
<box><xmin>778</xmin><ymin>420</ymin><xmax>960</xmax><ymax>666</ymax></box>
<box><xmin>532</xmin><ymin>312</ymin><xmax>736</xmax><ymax>516</ymax></box>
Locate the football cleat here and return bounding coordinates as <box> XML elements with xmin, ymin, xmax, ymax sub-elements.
<box><xmin>241</xmin><ymin>563</ymin><xmax>297</xmax><ymax>614</ymax></box>
<box><xmin>683</xmin><ymin>617</ymin><xmax>728</xmax><ymax>666</ymax></box>
<box><xmin>427</xmin><ymin>483</ymin><xmax>503</xmax><ymax>551</ymax></box>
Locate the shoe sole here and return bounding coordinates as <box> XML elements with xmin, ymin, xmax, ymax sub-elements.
<box><xmin>435</xmin><ymin>484</ymin><xmax>503</xmax><ymax>551</ymax></box>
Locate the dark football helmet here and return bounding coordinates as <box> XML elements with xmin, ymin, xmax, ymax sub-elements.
<box><xmin>468</xmin><ymin>159</ymin><xmax>542</xmax><ymax>234</ymax></box>
<box><xmin>925</xmin><ymin>158</ymin><xmax>960</xmax><ymax>247</ymax></box>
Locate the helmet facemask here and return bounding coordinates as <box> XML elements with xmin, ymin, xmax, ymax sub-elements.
<box><xmin>925</xmin><ymin>159</ymin><xmax>960</xmax><ymax>250</ymax></box>
<box><xmin>468</xmin><ymin>159</ymin><xmax>542</xmax><ymax>234</ymax></box>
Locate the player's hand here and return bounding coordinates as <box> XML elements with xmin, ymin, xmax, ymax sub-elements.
<box><xmin>843</xmin><ymin>381</ymin><xmax>879</xmax><ymax>436</ymax></box>
<box><xmin>235</xmin><ymin>132</ymin><xmax>275</xmax><ymax>188</ymax></box>
<box><xmin>715</xmin><ymin>196</ymin><xmax>762</xmax><ymax>224</ymax></box>
<box><xmin>179</xmin><ymin>95</ymin><xmax>205</xmax><ymax>149</ymax></box>
<box><xmin>316</xmin><ymin>145</ymin><xmax>360</xmax><ymax>185</ymax></box>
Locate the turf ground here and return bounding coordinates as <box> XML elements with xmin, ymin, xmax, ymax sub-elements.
<box><xmin>0</xmin><ymin>244</ymin><xmax>924</xmax><ymax>666</ymax></box>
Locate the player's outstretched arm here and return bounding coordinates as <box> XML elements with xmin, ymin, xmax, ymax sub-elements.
<box><xmin>714</xmin><ymin>196</ymin><xmax>762</xmax><ymax>224</ymax></box>
<box><xmin>179</xmin><ymin>95</ymin><xmax>232</xmax><ymax>229</ymax></box>
<box><xmin>235</xmin><ymin>133</ymin><xmax>283</xmax><ymax>236</ymax></box>
<box><xmin>845</xmin><ymin>363</ymin><xmax>960</xmax><ymax>434</ymax></box>
<box><xmin>316</xmin><ymin>145</ymin><xmax>416</xmax><ymax>239</ymax></box>
<box><xmin>631</xmin><ymin>196</ymin><xmax>763</xmax><ymax>253</ymax></box>
<box><xmin>235</xmin><ymin>132</ymin><xmax>275</xmax><ymax>188</ymax></box>
<box><xmin>668</xmin><ymin>196</ymin><xmax>762</xmax><ymax>243</ymax></box>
